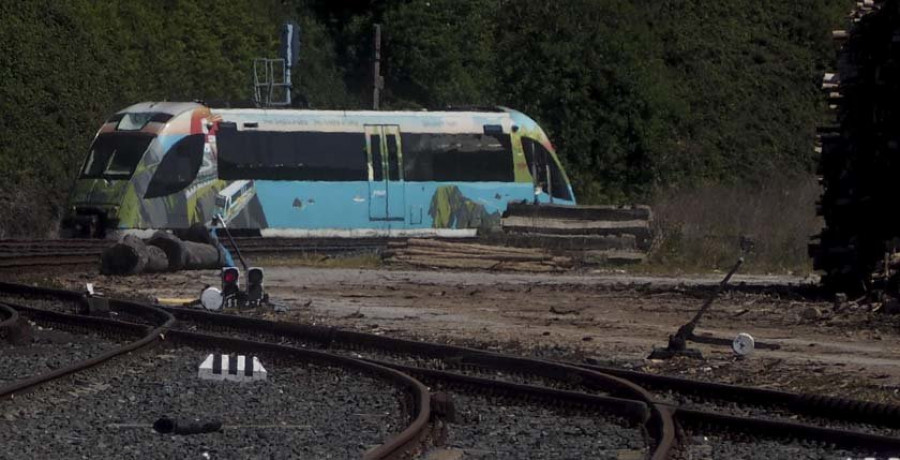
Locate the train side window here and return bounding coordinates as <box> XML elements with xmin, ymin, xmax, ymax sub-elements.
<box><xmin>217</xmin><ymin>128</ymin><xmax>368</xmax><ymax>181</ymax></box>
<box><xmin>386</xmin><ymin>134</ymin><xmax>400</xmax><ymax>181</ymax></box>
<box><xmin>371</xmin><ymin>134</ymin><xmax>383</xmax><ymax>181</ymax></box>
<box><xmin>144</xmin><ymin>134</ymin><xmax>205</xmax><ymax>198</ymax></box>
<box><xmin>402</xmin><ymin>133</ymin><xmax>513</xmax><ymax>182</ymax></box>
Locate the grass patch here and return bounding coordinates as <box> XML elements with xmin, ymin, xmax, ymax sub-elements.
<box><xmin>645</xmin><ymin>175</ymin><xmax>822</xmax><ymax>275</ymax></box>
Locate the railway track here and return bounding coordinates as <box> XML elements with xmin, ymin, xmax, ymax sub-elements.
<box><xmin>2</xmin><ymin>281</ymin><xmax>899</xmax><ymax>458</ymax></box>
<box><xmin>172</xmin><ymin>311</ymin><xmax>667</xmax><ymax>458</ymax></box>
<box><xmin>0</xmin><ymin>285</ymin><xmax>430</xmax><ymax>459</ymax></box>
<box><xmin>0</xmin><ymin>237</ymin><xmax>391</xmax><ymax>269</ymax></box>
<box><xmin>164</xmin><ymin>302</ymin><xmax>900</xmax><ymax>458</ymax></box>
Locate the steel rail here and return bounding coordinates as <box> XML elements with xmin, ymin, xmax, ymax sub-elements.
<box><xmin>366</xmin><ymin>358</ymin><xmax>651</xmax><ymax>423</ymax></box>
<box><xmin>165</xmin><ymin>330</ymin><xmax>432</xmax><ymax>460</ymax></box>
<box><xmin>0</xmin><ymin>283</ymin><xmax>434</xmax><ymax>460</ymax></box>
<box><xmin>165</xmin><ymin>303</ymin><xmax>900</xmax><ymax>457</ymax></box>
<box><xmin>0</xmin><ymin>302</ymin><xmax>17</xmax><ymax>328</ymax></box>
<box><xmin>0</xmin><ymin>301</ymin><xmax>29</xmax><ymax>344</ymax></box>
<box><xmin>0</xmin><ymin>253</ymin><xmax>100</xmax><ymax>268</ymax></box>
<box><xmin>675</xmin><ymin>407</ymin><xmax>900</xmax><ymax>454</ymax></box>
<box><xmin>163</xmin><ymin>306</ymin><xmax>676</xmax><ymax>460</ymax></box>
<box><xmin>580</xmin><ymin>362</ymin><xmax>900</xmax><ymax>429</ymax></box>
<box><xmin>0</xmin><ymin>300</ymin><xmax>174</xmax><ymax>399</ymax></box>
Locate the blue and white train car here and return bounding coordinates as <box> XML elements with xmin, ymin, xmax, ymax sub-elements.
<box><xmin>62</xmin><ymin>103</ymin><xmax>575</xmax><ymax>238</ymax></box>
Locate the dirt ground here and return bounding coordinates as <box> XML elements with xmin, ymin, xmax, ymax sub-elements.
<box><xmin>14</xmin><ymin>262</ymin><xmax>900</xmax><ymax>405</ymax></box>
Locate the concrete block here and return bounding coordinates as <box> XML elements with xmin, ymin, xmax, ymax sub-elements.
<box><xmin>198</xmin><ymin>354</ymin><xmax>267</xmax><ymax>382</ymax></box>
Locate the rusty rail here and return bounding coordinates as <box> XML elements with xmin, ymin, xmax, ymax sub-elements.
<box><xmin>0</xmin><ymin>300</ymin><xmax>174</xmax><ymax>400</ymax></box>
<box><xmin>163</xmin><ymin>306</ymin><xmax>676</xmax><ymax>459</ymax></box>
<box><xmin>166</xmin><ymin>330</ymin><xmax>432</xmax><ymax>460</ymax></box>
<box><xmin>165</xmin><ymin>303</ymin><xmax>900</xmax><ymax>458</ymax></box>
<box><xmin>10</xmin><ymin>280</ymin><xmax>900</xmax><ymax>457</ymax></box>
<box><xmin>0</xmin><ymin>283</ymin><xmax>434</xmax><ymax>460</ymax></box>
<box><xmin>675</xmin><ymin>408</ymin><xmax>900</xmax><ymax>453</ymax></box>
<box><xmin>580</xmin><ymin>362</ymin><xmax>900</xmax><ymax>429</ymax></box>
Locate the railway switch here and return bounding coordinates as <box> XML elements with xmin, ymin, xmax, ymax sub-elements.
<box><xmin>81</xmin><ymin>283</ymin><xmax>110</xmax><ymax>317</ymax></box>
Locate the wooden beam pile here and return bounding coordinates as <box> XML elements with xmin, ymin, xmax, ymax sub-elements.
<box><xmin>383</xmin><ymin>238</ymin><xmax>573</xmax><ymax>272</ymax></box>
<box><xmin>499</xmin><ymin>203</ymin><xmax>653</xmax><ymax>265</ymax></box>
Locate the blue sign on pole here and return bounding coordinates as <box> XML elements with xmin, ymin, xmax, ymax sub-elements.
<box><xmin>280</xmin><ymin>21</ymin><xmax>301</xmax><ymax>69</ymax></box>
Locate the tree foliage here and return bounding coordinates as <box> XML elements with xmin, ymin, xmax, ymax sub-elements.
<box><xmin>0</xmin><ymin>0</ymin><xmax>850</xmax><ymax>235</ymax></box>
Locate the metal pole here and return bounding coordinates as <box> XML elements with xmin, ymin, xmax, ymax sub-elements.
<box><xmin>373</xmin><ymin>24</ymin><xmax>382</xmax><ymax>110</ymax></box>
<box><xmin>682</xmin><ymin>257</ymin><xmax>744</xmax><ymax>335</ymax></box>
<box><xmin>663</xmin><ymin>257</ymin><xmax>744</xmax><ymax>353</ymax></box>
<box><xmin>546</xmin><ymin>164</ymin><xmax>553</xmax><ymax>204</ymax></box>
<box><xmin>214</xmin><ymin>214</ymin><xmax>248</xmax><ymax>271</ymax></box>
<box><xmin>285</xmin><ymin>23</ymin><xmax>294</xmax><ymax>106</ymax></box>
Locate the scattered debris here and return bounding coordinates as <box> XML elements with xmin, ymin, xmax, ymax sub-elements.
<box><xmin>549</xmin><ymin>306</ymin><xmax>581</xmax><ymax>315</ymax></box>
<box><xmin>384</xmin><ymin>238</ymin><xmax>572</xmax><ymax>272</ymax></box>
<box><xmin>153</xmin><ymin>416</ymin><xmax>223</xmax><ymax>435</ymax></box>
<box><xmin>732</xmin><ymin>333</ymin><xmax>755</xmax><ymax>357</ymax></box>
<box><xmin>800</xmin><ymin>306</ymin><xmax>823</xmax><ymax>321</ymax></box>
<box><xmin>345</xmin><ymin>309</ymin><xmax>365</xmax><ymax>319</ymax></box>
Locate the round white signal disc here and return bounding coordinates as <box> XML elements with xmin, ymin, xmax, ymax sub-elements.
<box><xmin>732</xmin><ymin>332</ymin><xmax>755</xmax><ymax>356</ymax></box>
<box><xmin>200</xmin><ymin>287</ymin><xmax>224</xmax><ymax>311</ymax></box>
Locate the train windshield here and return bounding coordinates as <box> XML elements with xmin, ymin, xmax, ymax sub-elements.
<box><xmin>521</xmin><ymin>138</ymin><xmax>572</xmax><ymax>201</ymax></box>
<box><xmin>81</xmin><ymin>133</ymin><xmax>154</xmax><ymax>179</ymax></box>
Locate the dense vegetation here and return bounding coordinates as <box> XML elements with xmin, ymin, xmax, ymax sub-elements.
<box><xmin>0</xmin><ymin>0</ymin><xmax>850</xmax><ymax>237</ymax></box>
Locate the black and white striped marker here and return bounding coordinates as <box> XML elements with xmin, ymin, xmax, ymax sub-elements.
<box><xmin>198</xmin><ymin>354</ymin><xmax>267</xmax><ymax>382</ymax></box>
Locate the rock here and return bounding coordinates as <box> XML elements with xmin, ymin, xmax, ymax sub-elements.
<box><xmin>800</xmin><ymin>306</ymin><xmax>822</xmax><ymax>321</ymax></box>
<box><xmin>881</xmin><ymin>299</ymin><xmax>900</xmax><ymax>315</ymax></box>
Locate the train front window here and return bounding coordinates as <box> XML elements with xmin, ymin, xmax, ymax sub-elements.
<box><xmin>521</xmin><ymin>138</ymin><xmax>572</xmax><ymax>201</ymax></box>
<box><xmin>144</xmin><ymin>134</ymin><xmax>205</xmax><ymax>198</ymax></box>
<box><xmin>116</xmin><ymin>113</ymin><xmax>154</xmax><ymax>131</ymax></box>
<box><xmin>81</xmin><ymin>133</ymin><xmax>153</xmax><ymax>179</ymax></box>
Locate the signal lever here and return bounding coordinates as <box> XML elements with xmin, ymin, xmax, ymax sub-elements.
<box><xmin>205</xmin><ymin>215</ymin><xmax>268</xmax><ymax>309</ymax></box>
<box><xmin>212</xmin><ymin>214</ymin><xmax>248</xmax><ymax>271</ymax></box>
<box><xmin>649</xmin><ymin>258</ymin><xmax>744</xmax><ymax>360</ymax></box>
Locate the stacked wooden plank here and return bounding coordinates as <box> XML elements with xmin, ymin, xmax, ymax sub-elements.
<box><xmin>498</xmin><ymin>203</ymin><xmax>653</xmax><ymax>265</ymax></box>
<box><xmin>384</xmin><ymin>238</ymin><xmax>573</xmax><ymax>272</ymax></box>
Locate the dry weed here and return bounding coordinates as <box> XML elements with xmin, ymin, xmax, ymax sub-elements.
<box><xmin>649</xmin><ymin>175</ymin><xmax>822</xmax><ymax>274</ymax></box>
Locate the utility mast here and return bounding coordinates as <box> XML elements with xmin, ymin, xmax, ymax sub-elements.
<box><xmin>373</xmin><ymin>24</ymin><xmax>383</xmax><ymax>110</ymax></box>
<box><xmin>252</xmin><ymin>21</ymin><xmax>301</xmax><ymax>107</ymax></box>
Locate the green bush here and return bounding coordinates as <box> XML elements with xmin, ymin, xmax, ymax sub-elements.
<box><xmin>0</xmin><ymin>0</ymin><xmax>852</xmax><ymax>242</ymax></box>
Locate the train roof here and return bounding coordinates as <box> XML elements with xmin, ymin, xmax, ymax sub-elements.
<box><xmin>117</xmin><ymin>101</ymin><xmax>204</xmax><ymax>116</ymax></box>
<box><xmin>212</xmin><ymin>106</ymin><xmax>534</xmax><ymax>134</ymax></box>
<box><xmin>109</xmin><ymin>102</ymin><xmax>546</xmax><ymax>138</ymax></box>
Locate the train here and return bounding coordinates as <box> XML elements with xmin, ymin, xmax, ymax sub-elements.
<box><xmin>62</xmin><ymin>102</ymin><xmax>576</xmax><ymax>239</ymax></box>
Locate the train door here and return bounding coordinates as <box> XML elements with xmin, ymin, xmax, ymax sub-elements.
<box><xmin>365</xmin><ymin>125</ymin><xmax>405</xmax><ymax>222</ymax></box>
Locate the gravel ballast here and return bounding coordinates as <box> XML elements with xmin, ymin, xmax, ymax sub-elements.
<box><xmin>674</xmin><ymin>432</ymin><xmax>878</xmax><ymax>460</ymax></box>
<box><xmin>0</xmin><ymin>345</ymin><xmax>408</xmax><ymax>459</ymax></box>
<box><xmin>0</xmin><ymin>327</ymin><xmax>123</xmax><ymax>386</ymax></box>
<box><xmin>434</xmin><ymin>390</ymin><xmax>645</xmax><ymax>459</ymax></box>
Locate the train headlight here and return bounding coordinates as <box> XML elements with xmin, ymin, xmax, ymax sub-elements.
<box><xmin>221</xmin><ymin>267</ymin><xmax>240</xmax><ymax>298</ymax></box>
<box><xmin>247</xmin><ymin>267</ymin><xmax>265</xmax><ymax>304</ymax></box>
